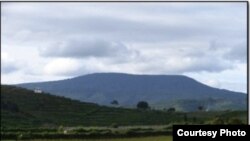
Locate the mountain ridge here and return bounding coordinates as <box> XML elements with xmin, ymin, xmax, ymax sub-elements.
<box><xmin>17</xmin><ymin>72</ymin><xmax>247</xmax><ymax>111</ymax></box>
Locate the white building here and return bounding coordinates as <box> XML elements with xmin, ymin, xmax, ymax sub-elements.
<box><xmin>34</xmin><ymin>88</ymin><xmax>42</xmax><ymax>93</ymax></box>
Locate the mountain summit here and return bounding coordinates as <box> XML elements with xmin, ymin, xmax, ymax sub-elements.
<box><xmin>18</xmin><ymin>73</ymin><xmax>246</xmax><ymax>111</ymax></box>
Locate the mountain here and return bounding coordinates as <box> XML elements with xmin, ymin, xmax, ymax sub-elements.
<box><xmin>17</xmin><ymin>73</ymin><xmax>247</xmax><ymax>111</ymax></box>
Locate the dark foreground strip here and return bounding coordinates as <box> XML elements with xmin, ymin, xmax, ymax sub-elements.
<box><xmin>1</xmin><ymin>131</ymin><xmax>172</xmax><ymax>140</ymax></box>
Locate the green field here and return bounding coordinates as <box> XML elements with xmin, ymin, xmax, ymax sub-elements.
<box><xmin>4</xmin><ymin>136</ymin><xmax>172</xmax><ymax>141</ymax></box>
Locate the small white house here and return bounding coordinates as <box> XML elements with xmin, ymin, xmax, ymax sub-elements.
<box><xmin>34</xmin><ymin>88</ymin><xmax>42</xmax><ymax>94</ymax></box>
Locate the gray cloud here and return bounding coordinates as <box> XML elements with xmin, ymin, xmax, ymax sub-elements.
<box><xmin>1</xmin><ymin>3</ymin><xmax>247</xmax><ymax>92</ymax></box>
<box><xmin>136</xmin><ymin>54</ymin><xmax>233</xmax><ymax>74</ymax></box>
<box><xmin>223</xmin><ymin>41</ymin><xmax>247</xmax><ymax>62</ymax></box>
<box><xmin>1</xmin><ymin>53</ymin><xmax>19</xmax><ymax>74</ymax></box>
<box><xmin>207</xmin><ymin>39</ymin><xmax>247</xmax><ymax>63</ymax></box>
<box><xmin>2</xmin><ymin>3</ymin><xmax>246</xmax><ymax>43</ymax></box>
<box><xmin>40</xmin><ymin>39</ymin><xmax>138</xmax><ymax>59</ymax></box>
<box><xmin>1</xmin><ymin>64</ymin><xmax>18</xmax><ymax>74</ymax></box>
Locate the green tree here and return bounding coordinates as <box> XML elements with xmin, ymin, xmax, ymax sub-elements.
<box><xmin>111</xmin><ymin>123</ymin><xmax>119</xmax><ymax>128</ymax></box>
<box><xmin>110</xmin><ymin>100</ymin><xmax>119</xmax><ymax>105</ymax></box>
<box><xmin>198</xmin><ymin>106</ymin><xmax>204</xmax><ymax>111</ymax></box>
<box><xmin>167</xmin><ymin>107</ymin><xmax>176</xmax><ymax>112</ymax></box>
<box><xmin>137</xmin><ymin>101</ymin><xmax>150</xmax><ymax>110</ymax></box>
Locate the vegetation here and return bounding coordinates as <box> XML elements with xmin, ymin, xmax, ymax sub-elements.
<box><xmin>167</xmin><ymin>108</ymin><xmax>176</xmax><ymax>112</ymax></box>
<box><xmin>1</xmin><ymin>136</ymin><xmax>172</xmax><ymax>141</ymax></box>
<box><xmin>198</xmin><ymin>106</ymin><xmax>204</xmax><ymax>111</ymax></box>
<box><xmin>111</xmin><ymin>100</ymin><xmax>119</xmax><ymax>105</ymax></box>
<box><xmin>136</xmin><ymin>101</ymin><xmax>150</xmax><ymax>110</ymax></box>
<box><xmin>1</xmin><ymin>126</ymin><xmax>172</xmax><ymax>140</ymax></box>
<box><xmin>1</xmin><ymin>85</ymin><xmax>247</xmax><ymax>128</ymax></box>
<box><xmin>1</xmin><ymin>85</ymin><xmax>190</xmax><ymax>128</ymax></box>
<box><xmin>1</xmin><ymin>85</ymin><xmax>247</xmax><ymax>140</ymax></box>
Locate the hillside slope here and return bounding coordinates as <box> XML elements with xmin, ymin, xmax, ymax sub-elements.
<box><xmin>1</xmin><ymin>85</ymin><xmax>186</xmax><ymax>128</ymax></box>
<box><xmin>1</xmin><ymin>85</ymin><xmax>247</xmax><ymax>128</ymax></box>
<box><xmin>18</xmin><ymin>73</ymin><xmax>247</xmax><ymax>111</ymax></box>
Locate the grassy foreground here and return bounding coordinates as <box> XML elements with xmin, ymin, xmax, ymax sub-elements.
<box><xmin>19</xmin><ymin>136</ymin><xmax>172</xmax><ymax>141</ymax></box>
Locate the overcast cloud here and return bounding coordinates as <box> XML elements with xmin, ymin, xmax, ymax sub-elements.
<box><xmin>1</xmin><ymin>2</ymin><xmax>247</xmax><ymax>93</ymax></box>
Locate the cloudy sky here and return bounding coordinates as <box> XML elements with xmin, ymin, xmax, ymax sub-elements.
<box><xmin>1</xmin><ymin>2</ymin><xmax>247</xmax><ymax>93</ymax></box>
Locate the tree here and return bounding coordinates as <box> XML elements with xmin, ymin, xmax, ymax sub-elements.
<box><xmin>137</xmin><ymin>101</ymin><xmax>150</xmax><ymax>110</ymax></box>
<box><xmin>198</xmin><ymin>106</ymin><xmax>204</xmax><ymax>111</ymax></box>
<box><xmin>110</xmin><ymin>123</ymin><xmax>119</xmax><ymax>128</ymax></box>
<box><xmin>167</xmin><ymin>107</ymin><xmax>176</xmax><ymax>112</ymax></box>
<box><xmin>110</xmin><ymin>100</ymin><xmax>119</xmax><ymax>105</ymax></box>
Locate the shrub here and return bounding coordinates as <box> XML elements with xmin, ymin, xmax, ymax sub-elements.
<box><xmin>137</xmin><ymin>101</ymin><xmax>150</xmax><ymax>110</ymax></box>
<box><xmin>57</xmin><ymin>125</ymin><xmax>64</xmax><ymax>133</ymax></box>
<box><xmin>167</xmin><ymin>107</ymin><xmax>176</xmax><ymax>112</ymax></box>
<box><xmin>208</xmin><ymin>117</ymin><xmax>225</xmax><ymax>125</ymax></box>
<box><xmin>111</xmin><ymin>123</ymin><xmax>119</xmax><ymax>128</ymax></box>
<box><xmin>227</xmin><ymin>118</ymin><xmax>243</xmax><ymax>125</ymax></box>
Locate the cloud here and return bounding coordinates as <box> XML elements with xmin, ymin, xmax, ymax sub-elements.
<box><xmin>2</xmin><ymin>3</ymin><xmax>246</xmax><ymax>43</ymax></box>
<box><xmin>37</xmin><ymin>38</ymin><xmax>243</xmax><ymax>78</ymax></box>
<box><xmin>1</xmin><ymin>2</ymin><xmax>247</xmax><ymax>92</ymax></box>
<box><xmin>135</xmin><ymin>55</ymin><xmax>233</xmax><ymax>74</ymax></box>
<box><xmin>184</xmin><ymin>63</ymin><xmax>247</xmax><ymax>93</ymax></box>
<box><xmin>223</xmin><ymin>41</ymin><xmax>247</xmax><ymax>62</ymax></box>
<box><xmin>204</xmin><ymin>79</ymin><xmax>221</xmax><ymax>88</ymax></box>
<box><xmin>128</xmin><ymin>41</ymin><xmax>235</xmax><ymax>74</ymax></box>
<box><xmin>40</xmin><ymin>39</ymin><xmax>235</xmax><ymax>75</ymax></box>
<box><xmin>40</xmin><ymin>39</ymin><xmax>138</xmax><ymax>59</ymax></box>
<box><xmin>44</xmin><ymin>58</ymin><xmax>82</xmax><ymax>76</ymax></box>
<box><xmin>1</xmin><ymin>52</ymin><xmax>19</xmax><ymax>74</ymax></box>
